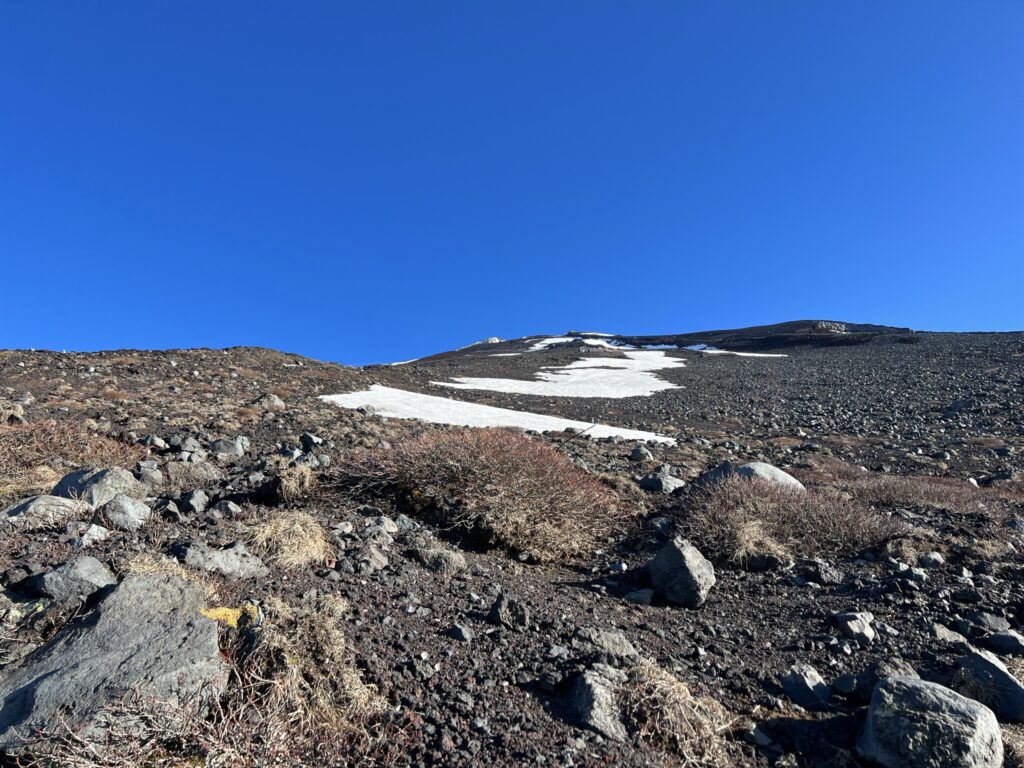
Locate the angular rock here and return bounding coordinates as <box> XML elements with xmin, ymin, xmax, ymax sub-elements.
<box><xmin>982</xmin><ymin>630</ymin><xmax>1024</xmax><ymax>656</ymax></box>
<box><xmin>953</xmin><ymin>648</ymin><xmax>1024</xmax><ymax>722</ymax></box>
<box><xmin>572</xmin><ymin>628</ymin><xmax>638</xmax><ymax>661</ymax></box>
<box><xmin>566</xmin><ymin>664</ymin><xmax>628</xmax><ymax>741</ymax></box>
<box><xmin>638</xmin><ymin>464</ymin><xmax>685</xmax><ymax>494</ymax></box>
<box><xmin>0</xmin><ymin>574</ymin><xmax>226</xmax><ymax>752</ymax></box>
<box><xmin>782</xmin><ymin>663</ymin><xmax>830</xmax><ymax>709</ymax></box>
<box><xmin>21</xmin><ymin>556</ymin><xmax>116</xmax><ymax>603</ymax></box>
<box><xmin>2</xmin><ymin>495</ymin><xmax>90</xmax><ymax>532</ymax></box>
<box><xmin>835</xmin><ymin>611</ymin><xmax>876</xmax><ymax>644</ymax></box>
<box><xmin>179</xmin><ymin>541</ymin><xmax>269</xmax><ymax>579</ymax></box>
<box><xmin>52</xmin><ymin>467</ymin><xmax>146</xmax><ymax>508</ymax></box>
<box><xmin>851</xmin><ymin>658</ymin><xmax>919</xmax><ymax>703</ymax></box>
<box><xmin>181</xmin><ymin>489</ymin><xmax>210</xmax><ymax>515</ymax></box>
<box><xmin>735</xmin><ymin>462</ymin><xmax>805</xmax><ymax>491</ymax></box>
<box><xmin>858</xmin><ymin>677</ymin><xmax>1002</xmax><ymax>768</ymax></box>
<box><xmin>97</xmin><ymin>493</ymin><xmax>152</xmax><ymax>531</ymax></box>
<box><xmin>412</xmin><ymin>547</ymin><xmax>467</xmax><ymax>577</ymax></box>
<box><xmin>488</xmin><ymin>593</ymin><xmax>530</xmax><ymax>630</ymax></box>
<box><xmin>647</xmin><ymin>537</ymin><xmax>716</xmax><ymax>608</ymax></box>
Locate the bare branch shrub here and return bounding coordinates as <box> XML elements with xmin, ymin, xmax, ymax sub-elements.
<box><xmin>849</xmin><ymin>474</ymin><xmax>980</xmax><ymax>511</ymax></box>
<box><xmin>250</xmin><ymin>510</ymin><xmax>331</xmax><ymax>569</ymax></box>
<box><xmin>0</xmin><ymin>421</ymin><xmax>145</xmax><ymax>507</ymax></box>
<box><xmin>687</xmin><ymin>477</ymin><xmax>908</xmax><ymax>561</ymax></box>
<box><xmin>345</xmin><ymin>428</ymin><xmax>630</xmax><ymax>562</ymax></box>
<box><xmin>618</xmin><ymin>659</ymin><xmax>740</xmax><ymax>767</ymax></box>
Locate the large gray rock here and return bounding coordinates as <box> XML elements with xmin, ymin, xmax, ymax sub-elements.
<box><xmin>2</xmin><ymin>495</ymin><xmax>90</xmax><ymax>531</ymax></box>
<box><xmin>0</xmin><ymin>574</ymin><xmax>226</xmax><ymax>752</ymax></box>
<box><xmin>51</xmin><ymin>467</ymin><xmax>146</xmax><ymax>508</ymax></box>
<box><xmin>858</xmin><ymin>677</ymin><xmax>1002</xmax><ymax>768</ymax></box>
<box><xmin>22</xmin><ymin>556</ymin><xmax>116</xmax><ymax>603</ymax></box>
<box><xmin>566</xmin><ymin>664</ymin><xmax>628</xmax><ymax>741</ymax></box>
<box><xmin>97</xmin><ymin>493</ymin><xmax>152</xmax><ymax>531</ymax></box>
<box><xmin>735</xmin><ymin>462</ymin><xmax>805</xmax><ymax>491</ymax></box>
<box><xmin>953</xmin><ymin>648</ymin><xmax>1024</xmax><ymax>722</ymax></box>
<box><xmin>648</xmin><ymin>537</ymin><xmax>716</xmax><ymax>608</ymax></box>
<box><xmin>179</xmin><ymin>540</ymin><xmax>269</xmax><ymax>579</ymax></box>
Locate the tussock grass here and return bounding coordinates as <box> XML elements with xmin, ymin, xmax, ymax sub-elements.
<box><xmin>346</xmin><ymin>428</ymin><xmax>630</xmax><ymax>563</ymax></box>
<box><xmin>619</xmin><ymin>660</ymin><xmax>739</xmax><ymax>767</ymax></box>
<box><xmin>250</xmin><ymin>510</ymin><xmax>331</xmax><ymax>569</ymax></box>
<box><xmin>687</xmin><ymin>477</ymin><xmax>907</xmax><ymax>562</ymax></box>
<box><xmin>273</xmin><ymin>464</ymin><xmax>318</xmax><ymax>503</ymax></box>
<box><xmin>850</xmin><ymin>474</ymin><xmax>980</xmax><ymax>511</ymax></box>
<box><xmin>0</xmin><ymin>421</ymin><xmax>144</xmax><ymax>507</ymax></box>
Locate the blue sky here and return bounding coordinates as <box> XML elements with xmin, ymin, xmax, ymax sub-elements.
<box><xmin>1</xmin><ymin>2</ymin><xmax>1021</xmax><ymax>365</ymax></box>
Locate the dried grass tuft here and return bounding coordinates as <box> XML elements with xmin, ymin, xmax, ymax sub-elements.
<box><xmin>618</xmin><ymin>660</ymin><xmax>739</xmax><ymax>767</ymax></box>
<box><xmin>250</xmin><ymin>510</ymin><xmax>331</xmax><ymax>569</ymax></box>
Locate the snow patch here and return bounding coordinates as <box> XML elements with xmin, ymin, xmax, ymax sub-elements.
<box><xmin>434</xmin><ymin>350</ymin><xmax>685</xmax><ymax>398</ymax></box>
<box><xmin>685</xmin><ymin>344</ymin><xmax>788</xmax><ymax>359</ymax></box>
<box><xmin>320</xmin><ymin>385</ymin><xmax>674</xmax><ymax>443</ymax></box>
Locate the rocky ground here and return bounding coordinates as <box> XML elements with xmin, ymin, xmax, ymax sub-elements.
<box><xmin>0</xmin><ymin>325</ymin><xmax>1022</xmax><ymax>767</ymax></box>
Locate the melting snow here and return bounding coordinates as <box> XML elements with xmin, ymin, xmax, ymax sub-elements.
<box><xmin>320</xmin><ymin>385</ymin><xmax>674</xmax><ymax>443</ymax></box>
<box><xmin>433</xmin><ymin>350</ymin><xmax>685</xmax><ymax>398</ymax></box>
<box><xmin>685</xmin><ymin>344</ymin><xmax>788</xmax><ymax>359</ymax></box>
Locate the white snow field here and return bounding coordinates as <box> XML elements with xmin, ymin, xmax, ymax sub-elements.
<box><xmin>433</xmin><ymin>350</ymin><xmax>685</xmax><ymax>398</ymax></box>
<box><xmin>685</xmin><ymin>344</ymin><xmax>788</xmax><ymax>359</ymax></box>
<box><xmin>320</xmin><ymin>385</ymin><xmax>675</xmax><ymax>444</ymax></box>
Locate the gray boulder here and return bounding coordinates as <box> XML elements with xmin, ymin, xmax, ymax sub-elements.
<box><xmin>209</xmin><ymin>436</ymin><xmax>249</xmax><ymax>457</ymax></box>
<box><xmin>412</xmin><ymin>547</ymin><xmax>467</xmax><ymax>577</ymax></box>
<box><xmin>858</xmin><ymin>677</ymin><xmax>1002</xmax><ymax>768</ymax></box>
<box><xmin>0</xmin><ymin>574</ymin><xmax>226</xmax><ymax>752</ymax></box>
<box><xmin>181</xmin><ymin>489</ymin><xmax>210</xmax><ymax>515</ymax></box>
<box><xmin>782</xmin><ymin>663</ymin><xmax>830</xmax><ymax>708</ymax></box>
<box><xmin>22</xmin><ymin>556</ymin><xmax>116</xmax><ymax>603</ymax></box>
<box><xmin>2</xmin><ymin>495</ymin><xmax>89</xmax><ymax>531</ymax></box>
<box><xmin>648</xmin><ymin>537</ymin><xmax>716</xmax><ymax>608</ymax></box>
<box><xmin>835</xmin><ymin>611</ymin><xmax>876</xmax><ymax>644</ymax></box>
<box><xmin>983</xmin><ymin>630</ymin><xmax>1024</xmax><ymax>656</ymax></box>
<box><xmin>566</xmin><ymin>664</ymin><xmax>628</xmax><ymax>741</ymax></box>
<box><xmin>97</xmin><ymin>493</ymin><xmax>152</xmax><ymax>531</ymax></box>
<box><xmin>52</xmin><ymin>467</ymin><xmax>146</xmax><ymax>508</ymax></box>
<box><xmin>179</xmin><ymin>541</ymin><xmax>269</xmax><ymax>579</ymax></box>
<box><xmin>953</xmin><ymin>648</ymin><xmax>1024</xmax><ymax>721</ymax></box>
<box><xmin>637</xmin><ymin>464</ymin><xmax>685</xmax><ymax>494</ymax></box>
<box><xmin>735</xmin><ymin>462</ymin><xmax>805</xmax><ymax>491</ymax></box>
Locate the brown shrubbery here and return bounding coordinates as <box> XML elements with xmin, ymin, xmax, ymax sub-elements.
<box><xmin>687</xmin><ymin>477</ymin><xmax>908</xmax><ymax>563</ymax></box>
<box><xmin>0</xmin><ymin>420</ymin><xmax>145</xmax><ymax>507</ymax></box>
<box><xmin>346</xmin><ymin>428</ymin><xmax>629</xmax><ymax>562</ymax></box>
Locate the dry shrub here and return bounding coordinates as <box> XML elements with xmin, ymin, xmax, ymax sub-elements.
<box><xmin>15</xmin><ymin>595</ymin><xmax>396</xmax><ymax>768</ymax></box>
<box><xmin>270</xmin><ymin>464</ymin><xmax>318</xmax><ymax>503</ymax></box>
<box><xmin>850</xmin><ymin>474</ymin><xmax>980</xmax><ymax>511</ymax></box>
<box><xmin>688</xmin><ymin>477</ymin><xmax>908</xmax><ymax>561</ymax></box>
<box><xmin>618</xmin><ymin>660</ymin><xmax>738</xmax><ymax>766</ymax></box>
<box><xmin>0</xmin><ymin>421</ymin><xmax>145</xmax><ymax>507</ymax></box>
<box><xmin>250</xmin><ymin>510</ymin><xmax>331</xmax><ymax>569</ymax></box>
<box><xmin>346</xmin><ymin>428</ymin><xmax>629</xmax><ymax>562</ymax></box>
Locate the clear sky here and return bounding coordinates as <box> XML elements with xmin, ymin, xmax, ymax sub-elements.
<box><xmin>1</xmin><ymin>2</ymin><xmax>1021</xmax><ymax>365</ymax></box>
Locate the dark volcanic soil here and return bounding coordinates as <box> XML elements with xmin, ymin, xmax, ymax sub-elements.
<box><xmin>0</xmin><ymin>328</ymin><xmax>1023</xmax><ymax>767</ymax></box>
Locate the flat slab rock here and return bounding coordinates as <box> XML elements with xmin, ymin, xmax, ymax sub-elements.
<box><xmin>0</xmin><ymin>574</ymin><xmax>226</xmax><ymax>752</ymax></box>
